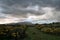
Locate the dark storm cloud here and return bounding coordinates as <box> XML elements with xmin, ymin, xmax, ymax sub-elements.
<box><xmin>0</xmin><ymin>0</ymin><xmax>60</xmax><ymax>22</ymax></box>
<box><xmin>1</xmin><ymin>0</ymin><xmax>60</xmax><ymax>7</ymax></box>
<box><xmin>1</xmin><ymin>0</ymin><xmax>60</xmax><ymax>14</ymax></box>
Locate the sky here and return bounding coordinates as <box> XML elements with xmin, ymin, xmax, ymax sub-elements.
<box><xmin>0</xmin><ymin>0</ymin><xmax>60</xmax><ymax>24</ymax></box>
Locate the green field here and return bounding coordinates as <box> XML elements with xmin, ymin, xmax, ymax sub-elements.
<box><xmin>24</xmin><ymin>27</ymin><xmax>60</xmax><ymax>40</ymax></box>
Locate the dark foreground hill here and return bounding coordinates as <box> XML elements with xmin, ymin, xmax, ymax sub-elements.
<box><xmin>0</xmin><ymin>22</ymin><xmax>60</xmax><ymax>40</ymax></box>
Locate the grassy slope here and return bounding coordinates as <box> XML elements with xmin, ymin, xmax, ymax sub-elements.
<box><xmin>24</xmin><ymin>27</ymin><xmax>60</xmax><ymax>40</ymax></box>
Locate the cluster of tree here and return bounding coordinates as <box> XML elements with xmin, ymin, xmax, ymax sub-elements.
<box><xmin>35</xmin><ymin>22</ymin><xmax>60</xmax><ymax>35</ymax></box>
<box><xmin>0</xmin><ymin>24</ymin><xmax>28</xmax><ymax>40</ymax></box>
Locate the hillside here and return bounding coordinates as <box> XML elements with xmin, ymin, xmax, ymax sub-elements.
<box><xmin>24</xmin><ymin>27</ymin><xmax>60</xmax><ymax>40</ymax></box>
<box><xmin>0</xmin><ymin>22</ymin><xmax>60</xmax><ymax>40</ymax></box>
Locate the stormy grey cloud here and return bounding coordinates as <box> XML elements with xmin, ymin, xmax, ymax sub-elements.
<box><xmin>0</xmin><ymin>0</ymin><xmax>60</xmax><ymax>24</ymax></box>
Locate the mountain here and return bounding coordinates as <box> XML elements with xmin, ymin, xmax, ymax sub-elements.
<box><xmin>18</xmin><ymin>22</ymin><xmax>33</xmax><ymax>25</ymax></box>
<box><xmin>1</xmin><ymin>22</ymin><xmax>33</xmax><ymax>25</ymax></box>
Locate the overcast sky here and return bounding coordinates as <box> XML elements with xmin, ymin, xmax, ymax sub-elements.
<box><xmin>0</xmin><ymin>0</ymin><xmax>60</xmax><ymax>24</ymax></box>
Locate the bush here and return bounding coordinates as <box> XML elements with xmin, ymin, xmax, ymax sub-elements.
<box><xmin>0</xmin><ymin>25</ymin><xmax>28</xmax><ymax>40</ymax></box>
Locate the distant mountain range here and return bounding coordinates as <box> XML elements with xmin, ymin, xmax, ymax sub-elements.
<box><xmin>2</xmin><ymin>22</ymin><xmax>33</xmax><ymax>25</ymax></box>
<box><xmin>0</xmin><ymin>21</ymin><xmax>60</xmax><ymax>25</ymax></box>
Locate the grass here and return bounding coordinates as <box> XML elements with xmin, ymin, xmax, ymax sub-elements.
<box><xmin>24</xmin><ymin>27</ymin><xmax>60</xmax><ymax>40</ymax></box>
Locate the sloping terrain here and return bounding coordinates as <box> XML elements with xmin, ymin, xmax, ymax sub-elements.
<box><xmin>24</xmin><ymin>27</ymin><xmax>60</xmax><ymax>40</ymax></box>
